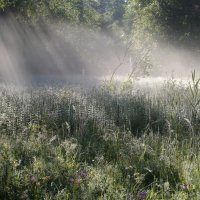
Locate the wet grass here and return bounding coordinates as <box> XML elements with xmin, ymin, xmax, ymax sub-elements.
<box><xmin>0</xmin><ymin>73</ymin><xmax>200</xmax><ymax>199</ymax></box>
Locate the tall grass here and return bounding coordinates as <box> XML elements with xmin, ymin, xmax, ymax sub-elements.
<box><xmin>0</xmin><ymin>74</ymin><xmax>200</xmax><ymax>199</ymax></box>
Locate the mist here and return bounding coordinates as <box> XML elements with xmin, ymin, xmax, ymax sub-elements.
<box><xmin>0</xmin><ymin>15</ymin><xmax>132</xmax><ymax>85</ymax></box>
<box><xmin>150</xmin><ymin>43</ymin><xmax>200</xmax><ymax>78</ymax></box>
<box><xmin>1</xmin><ymin>15</ymin><xmax>200</xmax><ymax>86</ymax></box>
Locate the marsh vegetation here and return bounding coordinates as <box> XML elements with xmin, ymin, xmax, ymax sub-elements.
<box><xmin>0</xmin><ymin>0</ymin><xmax>200</xmax><ymax>199</ymax></box>
<box><xmin>0</xmin><ymin>74</ymin><xmax>200</xmax><ymax>199</ymax></box>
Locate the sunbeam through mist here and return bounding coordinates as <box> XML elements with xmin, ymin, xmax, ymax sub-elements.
<box><xmin>0</xmin><ymin>15</ymin><xmax>133</xmax><ymax>85</ymax></box>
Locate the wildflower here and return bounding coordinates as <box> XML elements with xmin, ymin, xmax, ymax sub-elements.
<box><xmin>76</xmin><ymin>169</ymin><xmax>88</xmax><ymax>181</ymax></box>
<box><xmin>30</xmin><ymin>176</ymin><xmax>37</xmax><ymax>184</ymax></box>
<box><xmin>180</xmin><ymin>183</ymin><xmax>189</xmax><ymax>191</ymax></box>
<box><xmin>78</xmin><ymin>169</ymin><xmax>88</xmax><ymax>181</ymax></box>
<box><xmin>70</xmin><ymin>170</ymin><xmax>88</xmax><ymax>185</ymax></box>
<box><xmin>138</xmin><ymin>191</ymin><xmax>148</xmax><ymax>199</ymax></box>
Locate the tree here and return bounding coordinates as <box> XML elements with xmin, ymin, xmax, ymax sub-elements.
<box><xmin>0</xmin><ymin>0</ymin><xmax>101</xmax><ymax>26</ymax></box>
<box><xmin>124</xmin><ymin>0</ymin><xmax>200</xmax><ymax>50</ymax></box>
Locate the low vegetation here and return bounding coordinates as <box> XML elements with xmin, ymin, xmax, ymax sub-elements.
<box><xmin>0</xmin><ymin>74</ymin><xmax>200</xmax><ymax>199</ymax></box>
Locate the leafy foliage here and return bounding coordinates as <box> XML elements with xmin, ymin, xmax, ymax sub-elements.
<box><xmin>124</xmin><ymin>0</ymin><xmax>200</xmax><ymax>49</ymax></box>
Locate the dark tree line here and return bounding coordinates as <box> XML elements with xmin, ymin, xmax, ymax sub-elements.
<box><xmin>1</xmin><ymin>0</ymin><xmax>200</xmax><ymax>49</ymax></box>
<box><xmin>124</xmin><ymin>0</ymin><xmax>200</xmax><ymax>50</ymax></box>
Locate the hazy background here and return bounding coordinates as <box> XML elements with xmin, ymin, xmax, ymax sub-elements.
<box><xmin>0</xmin><ymin>0</ymin><xmax>200</xmax><ymax>84</ymax></box>
<box><xmin>0</xmin><ymin>16</ymin><xmax>133</xmax><ymax>84</ymax></box>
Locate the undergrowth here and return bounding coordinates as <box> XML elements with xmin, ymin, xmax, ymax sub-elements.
<box><xmin>0</xmin><ymin>73</ymin><xmax>200</xmax><ymax>199</ymax></box>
